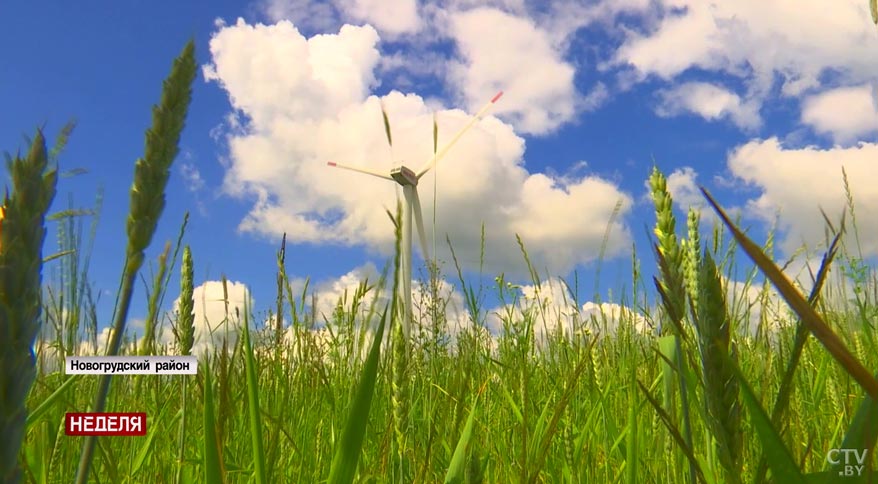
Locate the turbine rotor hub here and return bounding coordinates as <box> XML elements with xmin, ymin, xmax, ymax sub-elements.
<box><xmin>390</xmin><ymin>166</ymin><xmax>418</xmax><ymax>187</ymax></box>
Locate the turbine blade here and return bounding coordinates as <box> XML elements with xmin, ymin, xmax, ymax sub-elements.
<box><xmin>416</xmin><ymin>90</ymin><xmax>503</xmax><ymax>179</ymax></box>
<box><xmin>327</xmin><ymin>161</ymin><xmax>394</xmax><ymax>181</ymax></box>
<box><xmin>408</xmin><ymin>186</ymin><xmax>430</xmax><ymax>259</ymax></box>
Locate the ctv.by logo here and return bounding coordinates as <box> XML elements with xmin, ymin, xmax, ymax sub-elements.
<box><xmin>827</xmin><ymin>448</ymin><xmax>868</xmax><ymax>477</ymax></box>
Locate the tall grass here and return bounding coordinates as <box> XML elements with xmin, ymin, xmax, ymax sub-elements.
<box><xmin>6</xmin><ymin>33</ymin><xmax>878</xmax><ymax>484</ymax></box>
<box><xmin>14</xmin><ymin>170</ymin><xmax>878</xmax><ymax>482</ymax></box>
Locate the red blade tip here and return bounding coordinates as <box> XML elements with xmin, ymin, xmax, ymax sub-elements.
<box><xmin>491</xmin><ymin>91</ymin><xmax>503</xmax><ymax>103</ymax></box>
<box><xmin>327</xmin><ymin>161</ymin><xmax>337</xmax><ymax>167</ymax></box>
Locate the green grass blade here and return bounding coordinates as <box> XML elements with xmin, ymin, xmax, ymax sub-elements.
<box><xmin>701</xmin><ymin>186</ymin><xmax>878</xmax><ymax>400</ymax></box>
<box><xmin>42</xmin><ymin>249</ymin><xmax>75</xmax><ymax>263</ymax></box>
<box><xmin>657</xmin><ymin>335</ymin><xmax>676</xmax><ymax>411</ymax></box>
<box><xmin>174</xmin><ymin>377</ymin><xmax>189</xmax><ymax>484</ymax></box>
<box><xmin>241</xmin><ymin>295</ymin><xmax>267</xmax><ymax>484</ymax></box>
<box><xmin>528</xmin><ymin>353</ymin><xmax>590</xmax><ymax>484</ymax></box>
<box><xmin>203</xmin><ymin>368</ymin><xmax>224</xmax><ymax>484</ymax></box>
<box><xmin>131</xmin><ymin>403</ymin><xmax>173</xmax><ymax>475</ymax></box>
<box><xmin>26</xmin><ymin>375</ymin><xmax>79</xmax><ymax>426</ymax></box>
<box><xmin>626</xmin><ymin>361</ymin><xmax>638</xmax><ymax>484</ymax></box>
<box><xmin>637</xmin><ymin>380</ymin><xmax>707</xmax><ymax>483</ymax></box>
<box><xmin>444</xmin><ymin>393</ymin><xmax>479</xmax><ymax>484</ymax></box>
<box><xmin>327</xmin><ymin>305</ymin><xmax>388</xmax><ymax>484</ymax></box>
<box><xmin>500</xmin><ymin>384</ymin><xmax>524</xmax><ymax>426</ymax></box>
<box><xmin>830</xmin><ymin>389</ymin><xmax>878</xmax><ymax>476</ymax></box>
<box><xmin>380</xmin><ymin>99</ymin><xmax>393</xmax><ymax>148</ymax></box>
<box><xmin>721</xmin><ymin>349</ymin><xmax>806</xmax><ymax>483</ymax></box>
<box><xmin>754</xmin><ymin>229</ymin><xmax>842</xmax><ymax>483</ymax></box>
<box><xmin>531</xmin><ymin>392</ymin><xmax>554</xmax><ymax>459</ymax></box>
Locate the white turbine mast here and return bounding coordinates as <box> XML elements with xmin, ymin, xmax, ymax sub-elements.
<box><xmin>327</xmin><ymin>91</ymin><xmax>503</xmax><ymax>343</ymax></box>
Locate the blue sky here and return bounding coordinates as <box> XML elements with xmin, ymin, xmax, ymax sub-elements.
<box><xmin>3</xmin><ymin>0</ymin><xmax>878</xmax><ymax>351</ymax></box>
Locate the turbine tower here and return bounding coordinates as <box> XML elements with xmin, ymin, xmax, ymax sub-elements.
<box><xmin>327</xmin><ymin>91</ymin><xmax>503</xmax><ymax>343</ymax></box>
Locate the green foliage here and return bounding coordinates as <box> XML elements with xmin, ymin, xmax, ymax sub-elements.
<box><xmin>202</xmin><ymin>367</ymin><xmax>224</xmax><ymax>483</ymax></box>
<box><xmin>0</xmin><ymin>126</ymin><xmax>60</xmax><ymax>483</ymax></box>
<box><xmin>328</xmin><ymin>306</ymin><xmax>388</xmax><ymax>484</ymax></box>
<box><xmin>693</xmin><ymin>250</ymin><xmax>742</xmax><ymax>483</ymax></box>
<box><xmin>241</xmin><ymin>297</ymin><xmax>266</xmax><ymax>484</ymax></box>
<box><xmin>444</xmin><ymin>392</ymin><xmax>479</xmax><ymax>484</ymax></box>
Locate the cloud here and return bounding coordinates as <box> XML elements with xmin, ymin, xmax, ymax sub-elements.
<box><xmin>339</xmin><ymin>0</ymin><xmax>421</xmax><ymax>36</ymax></box>
<box><xmin>260</xmin><ymin>0</ymin><xmax>420</xmax><ymax>36</ymax></box>
<box><xmin>665</xmin><ymin>166</ymin><xmax>703</xmax><ymax>210</ymax></box>
<box><xmin>485</xmin><ymin>276</ymin><xmax>649</xmax><ymax>342</ymax></box>
<box><xmin>180</xmin><ymin>162</ymin><xmax>206</xmax><ymax>192</ymax></box>
<box><xmin>801</xmin><ymin>84</ymin><xmax>878</xmax><ymax>145</ymax></box>
<box><xmin>254</xmin><ymin>2</ymin><xmax>607</xmax><ymax>136</ymax></box>
<box><xmin>165</xmin><ymin>279</ymin><xmax>253</xmax><ymax>356</ymax></box>
<box><xmin>661</xmin><ymin>166</ymin><xmax>739</xmax><ymax>225</ymax></box>
<box><xmin>276</xmin><ymin>264</ymin><xmax>491</xmax><ymax>362</ymax></box>
<box><xmin>510</xmin><ymin>173</ymin><xmax>632</xmax><ymax>272</ymax></box>
<box><xmin>204</xmin><ymin>18</ymin><xmax>633</xmax><ymax>278</ymax></box>
<box><xmin>289</xmin><ymin>262</ymin><xmax>383</xmax><ymax>324</ymax></box>
<box><xmin>611</xmin><ymin>0</ymin><xmax>876</xmax><ymax>132</ymax></box>
<box><xmin>259</xmin><ymin>0</ymin><xmax>341</xmax><ymax>33</ymax></box>
<box><xmin>445</xmin><ymin>7</ymin><xmax>580</xmax><ymax>135</ymax></box>
<box><xmin>614</xmin><ymin>1</ymin><xmax>874</xmax><ymax>92</ymax></box>
<box><xmin>723</xmin><ymin>276</ymin><xmax>790</xmax><ymax>336</ymax></box>
<box><xmin>203</xmin><ymin>18</ymin><xmax>380</xmax><ymax>131</ymax></box>
<box><xmin>656</xmin><ymin>82</ymin><xmax>761</xmax><ymax>130</ymax></box>
<box><xmin>727</xmin><ymin>138</ymin><xmax>878</xmax><ymax>257</ymax></box>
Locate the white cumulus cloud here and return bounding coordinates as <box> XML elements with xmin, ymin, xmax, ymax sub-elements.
<box><xmin>727</xmin><ymin>138</ymin><xmax>878</xmax><ymax>257</ymax></box>
<box><xmin>340</xmin><ymin>0</ymin><xmax>421</xmax><ymax>36</ymax></box>
<box><xmin>656</xmin><ymin>82</ymin><xmax>761</xmax><ymax>130</ymax></box>
<box><xmin>612</xmin><ymin>0</ymin><xmax>877</xmax><ymax>130</ymax></box>
<box><xmin>203</xmin><ymin>18</ymin><xmax>633</xmax><ymax>279</ymax></box>
<box><xmin>801</xmin><ymin>84</ymin><xmax>878</xmax><ymax>145</ymax></box>
<box><xmin>445</xmin><ymin>7</ymin><xmax>581</xmax><ymax>135</ymax></box>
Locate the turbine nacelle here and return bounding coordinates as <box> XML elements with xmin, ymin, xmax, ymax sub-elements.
<box><xmin>390</xmin><ymin>166</ymin><xmax>418</xmax><ymax>187</ymax></box>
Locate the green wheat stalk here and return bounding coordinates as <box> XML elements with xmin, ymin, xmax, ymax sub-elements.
<box><xmin>650</xmin><ymin>166</ymin><xmax>686</xmax><ymax>327</ymax></box>
<box><xmin>693</xmin><ymin>250</ymin><xmax>742</xmax><ymax>483</ymax></box>
<box><xmin>0</xmin><ymin>129</ymin><xmax>59</xmax><ymax>484</ymax></box>
<box><xmin>175</xmin><ymin>245</ymin><xmax>195</xmax><ymax>356</ymax></box>
<box><xmin>389</xmin><ymin>200</ymin><xmax>411</xmax><ymax>479</ymax></box>
<box><xmin>683</xmin><ymin>207</ymin><xmax>700</xmax><ymax>307</ymax></box>
<box><xmin>173</xmin><ymin>245</ymin><xmax>195</xmax><ymax>484</ymax></box>
<box><xmin>648</xmin><ymin>166</ymin><xmax>696</xmax><ymax>484</ymax></box>
<box><xmin>275</xmin><ymin>234</ymin><xmax>286</xmax><ymax>346</ymax></box>
<box><xmin>139</xmin><ymin>241</ymin><xmax>171</xmax><ymax>356</ymax></box>
<box><xmin>74</xmin><ymin>39</ymin><xmax>196</xmax><ymax>484</ymax></box>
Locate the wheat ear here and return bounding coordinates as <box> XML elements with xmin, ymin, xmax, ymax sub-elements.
<box><xmin>0</xmin><ymin>129</ymin><xmax>58</xmax><ymax>484</ymax></box>
<box><xmin>74</xmin><ymin>39</ymin><xmax>196</xmax><ymax>484</ymax></box>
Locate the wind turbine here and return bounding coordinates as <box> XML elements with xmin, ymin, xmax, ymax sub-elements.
<box><xmin>327</xmin><ymin>91</ymin><xmax>503</xmax><ymax>344</ymax></box>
